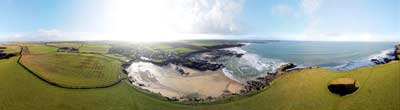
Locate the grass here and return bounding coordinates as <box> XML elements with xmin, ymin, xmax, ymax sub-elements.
<box><xmin>187</xmin><ymin>41</ymin><xmax>225</xmax><ymax>47</ymax></box>
<box><xmin>0</xmin><ymin>45</ymin><xmax>20</xmax><ymax>53</ymax></box>
<box><xmin>329</xmin><ymin>78</ymin><xmax>355</xmax><ymax>85</ymax></box>
<box><xmin>145</xmin><ymin>43</ymin><xmax>195</xmax><ymax>53</ymax></box>
<box><xmin>165</xmin><ymin>47</ymin><xmax>194</xmax><ymax>53</ymax></box>
<box><xmin>0</xmin><ymin>48</ymin><xmax>399</xmax><ymax>110</ymax></box>
<box><xmin>46</xmin><ymin>42</ymin><xmax>83</xmax><ymax>48</ymax></box>
<box><xmin>104</xmin><ymin>54</ymin><xmax>130</xmax><ymax>62</ymax></box>
<box><xmin>80</xmin><ymin>43</ymin><xmax>111</xmax><ymax>54</ymax></box>
<box><xmin>24</xmin><ymin>44</ymin><xmax>58</xmax><ymax>54</ymax></box>
<box><xmin>0</xmin><ymin>57</ymin><xmax>188</xmax><ymax>110</ymax></box>
<box><xmin>20</xmin><ymin>53</ymin><xmax>121</xmax><ymax>87</ymax></box>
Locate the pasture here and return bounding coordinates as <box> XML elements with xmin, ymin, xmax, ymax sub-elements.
<box><xmin>80</xmin><ymin>43</ymin><xmax>112</xmax><ymax>54</ymax></box>
<box><xmin>20</xmin><ymin>53</ymin><xmax>121</xmax><ymax>87</ymax></box>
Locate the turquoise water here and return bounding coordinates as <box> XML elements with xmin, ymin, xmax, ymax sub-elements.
<box><xmin>222</xmin><ymin>41</ymin><xmax>398</xmax><ymax>82</ymax></box>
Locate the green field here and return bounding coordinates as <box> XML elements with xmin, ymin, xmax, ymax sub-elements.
<box><xmin>0</xmin><ymin>45</ymin><xmax>20</xmax><ymax>53</ymax></box>
<box><xmin>80</xmin><ymin>43</ymin><xmax>112</xmax><ymax>54</ymax></box>
<box><xmin>187</xmin><ymin>41</ymin><xmax>225</xmax><ymax>46</ymax></box>
<box><xmin>145</xmin><ymin>43</ymin><xmax>196</xmax><ymax>53</ymax></box>
<box><xmin>46</xmin><ymin>42</ymin><xmax>83</xmax><ymax>48</ymax></box>
<box><xmin>20</xmin><ymin>53</ymin><xmax>121</xmax><ymax>87</ymax></box>
<box><xmin>0</xmin><ymin>43</ymin><xmax>399</xmax><ymax>110</ymax></box>
<box><xmin>24</xmin><ymin>44</ymin><xmax>58</xmax><ymax>54</ymax></box>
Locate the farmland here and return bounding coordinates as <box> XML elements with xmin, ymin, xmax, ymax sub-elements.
<box><xmin>80</xmin><ymin>43</ymin><xmax>112</xmax><ymax>54</ymax></box>
<box><xmin>21</xmin><ymin>52</ymin><xmax>122</xmax><ymax>87</ymax></box>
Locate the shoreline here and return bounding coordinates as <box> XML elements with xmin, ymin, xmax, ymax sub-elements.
<box><xmin>122</xmin><ymin>43</ymin><xmax>400</xmax><ymax>103</ymax></box>
<box><xmin>126</xmin><ymin>62</ymin><xmax>244</xmax><ymax>101</ymax></box>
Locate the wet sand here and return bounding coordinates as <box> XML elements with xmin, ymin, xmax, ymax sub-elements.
<box><xmin>126</xmin><ymin>62</ymin><xmax>244</xmax><ymax>98</ymax></box>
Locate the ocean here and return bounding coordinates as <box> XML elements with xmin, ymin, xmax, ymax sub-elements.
<box><xmin>222</xmin><ymin>41</ymin><xmax>398</xmax><ymax>82</ymax></box>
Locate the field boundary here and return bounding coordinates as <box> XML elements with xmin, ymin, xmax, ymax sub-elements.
<box><xmin>43</xmin><ymin>43</ymin><xmax>127</xmax><ymax>62</ymax></box>
<box><xmin>16</xmin><ymin>46</ymin><xmax>127</xmax><ymax>89</ymax></box>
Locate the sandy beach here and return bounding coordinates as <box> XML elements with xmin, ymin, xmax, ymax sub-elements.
<box><xmin>126</xmin><ymin>62</ymin><xmax>244</xmax><ymax>98</ymax></box>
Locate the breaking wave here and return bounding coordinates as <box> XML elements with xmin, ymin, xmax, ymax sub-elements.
<box><xmin>221</xmin><ymin>47</ymin><xmax>286</xmax><ymax>83</ymax></box>
<box><xmin>222</xmin><ymin>46</ymin><xmax>397</xmax><ymax>82</ymax></box>
<box><xmin>325</xmin><ymin>48</ymin><xmax>396</xmax><ymax>70</ymax></box>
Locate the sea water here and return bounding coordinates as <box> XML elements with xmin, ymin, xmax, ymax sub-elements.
<box><xmin>223</xmin><ymin>41</ymin><xmax>398</xmax><ymax>82</ymax></box>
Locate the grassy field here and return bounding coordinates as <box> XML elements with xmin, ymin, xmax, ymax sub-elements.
<box><xmin>145</xmin><ymin>43</ymin><xmax>196</xmax><ymax>53</ymax></box>
<box><xmin>0</xmin><ymin>45</ymin><xmax>20</xmax><ymax>53</ymax></box>
<box><xmin>80</xmin><ymin>43</ymin><xmax>111</xmax><ymax>54</ymax></box>
<box><xmin>20</xmin><ymin>53</ymin><xmax>121</xmax><ymax>87</ymax></box>
<box><xmin>46</xmin><ymin>42</ymin><xmax>83</xmax><ymax>48</ymax></box>
<box><xmin>186</xmin><ymin>41</ymin><xmax>225</xmax><ymax>46</ymax></box>
<box><xmin>0</xmin><ymin>45</ymin><xmax>399</xmax><ymax>110</ymax></box>
<box><xmin>24</xmin><ymin>44</ymin><xmax>58</xmax><ymax>54</ymax></box>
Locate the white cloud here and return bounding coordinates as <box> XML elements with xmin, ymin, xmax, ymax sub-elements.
<box><xmin>271</xmin><ymin>0</ymin><xmax>323</xmax><ymax>34</ymax></box>
<box><xmin>106</xmin><ymin>0</ymin><xmax>245</xmax><ymax>37</ymax></box>
<box><xmin>300</xmin><ymin>0</ymin><xmax>322</xmax><ymax>16</ymax></box>
<box><xmin>172</xmin><ymin>0</ymin><xmax>245</xmax><ymax>34</ymax></box>
<box><xmin>1</xmin><ymin>29</ymin><xmax>106</xmax><ymax>42</ymax></box>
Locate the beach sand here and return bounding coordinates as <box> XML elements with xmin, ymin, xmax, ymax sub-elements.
<box><xmin>127</xmin><ymin>62</ymin><xmax>244</xmax><ymax>98</ymax></box>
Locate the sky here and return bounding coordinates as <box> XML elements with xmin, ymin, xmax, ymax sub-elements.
<box><xmin>0</xmin><ymin>0</ymin><xmax>398</xmax><ymax>42</ymax></box>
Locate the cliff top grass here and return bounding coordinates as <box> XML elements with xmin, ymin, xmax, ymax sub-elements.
<box><xmin>188</xmin><ymin>41</ymin><xmax>224</xmax><ymax>46</ymax></box>
<box><xmin>0</xmin><ymin>42</ymin><xmax>398</xmax><ymax>110</ymax></box>
<box><xmin>329</xmin><ymin>77</ymin><xmax>356</xmax><ymax>85</ymax></box>
<box><xmin>79</xmin><ymin>43</ymin><xmax>112</xmax><ymax>54</ymax></box>
<box><xmin>46</xmin><ymin>42</ymin><xmax>83</xmax><ymax>48</ymax></box>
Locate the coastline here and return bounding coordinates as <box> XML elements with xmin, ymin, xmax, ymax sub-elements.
<box><xmin>122</xmin><ymin>43</ymin><xmax>400</xmax><ymax>103</ymax></box>
<box><xmin>126</xmin><ymin>62</ymin><xmax>243</xmax><ymax>101</ymax></box>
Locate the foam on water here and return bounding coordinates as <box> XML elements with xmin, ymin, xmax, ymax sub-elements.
<box><xmin>221</xmin><ymin>46</ymin><xmax>286</xmax><ymax>82</ymax></box>
<box><xmin>326</xmin><ymin>48</ymin><xmax>396</xmax><ymax>70</ymax></box>
<box><xmin>221</xmin><ymin>42</ymin><xmax>397</xmax><ymax>82</ymax></box>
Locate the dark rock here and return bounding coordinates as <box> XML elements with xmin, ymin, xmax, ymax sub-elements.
<box><xmin>278</xmin><ymin>63</ymin><xmax>297</xmax><ymax>72</ymax></box>
<box><xmin>371</xmin><ymin>59</ymin><xmax>384</xmax><ymax>64</ymax></box>
<box><xmin>194</xmin><ymin>97</ymin><xmax>202</xmax><ymax>101</ymax></box>
<box><xmin>395</xmin><ymin>44</ymin><xmax>400</xmax><ymax>60</ymax></box>
<box><xmin>176</xmin><ymin>67</ymin><xmax>189</xmax><ymax>76</ymax></box>
<box><xmin>166</xmin><ymin>97</ymin><xmax>179</xmax><ymax>101</ymax></box>
<box><xmin>383</xmin><ymin>58</ymin><xmax>391</xmax><ymax>63</ymax></box>
<box><xmin>244</xmin><ymin>80</ymin><xmax>266</xmax><ymax>92</ymax></box>
<box><xmin>171</xmin><ymin>59</ymin><xmax>224</xmax><ymax>71</ymax></box>
<box><xmin>138</xmin><ymin>83</ymin><xmax>145</xmax><ymax>86</ymax></box>
<box><xmin>236</xmin><ymin>53</ymin><xmax>244</xmax><ymax>58</ymax></box>
<box><xmin>122</xmin><ymin>69</ymin><xmax>128</xmax><ymax>75</ymax></box>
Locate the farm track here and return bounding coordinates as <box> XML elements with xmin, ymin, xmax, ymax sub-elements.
<box><xmin>17</xmin><ymin>46</ymin><xmax>128</xmax><ymax>89</ymax></box>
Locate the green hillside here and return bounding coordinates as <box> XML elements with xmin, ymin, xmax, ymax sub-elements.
<box><xmin>0</xmin><ymin>46</ymin><xmax>398</xmax><ymax>110</ymax></box>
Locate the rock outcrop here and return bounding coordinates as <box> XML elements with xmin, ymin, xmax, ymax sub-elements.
<box><xmin>241</xmin><ymin>63</ymin><xmax>297</xmax><ymax>94</ymax></box>
<box><xmin>277</xmin><ymin>63</ymin><xmax>297</xmax><ymax>72</ymax></box>
<box><xmin>395</xmin><ymin>44</ymin><xmax>400</xmax><ymax>60</ymax></box>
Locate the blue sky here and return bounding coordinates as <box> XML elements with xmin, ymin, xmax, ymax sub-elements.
<box><xmin>0</xmin><ymin>0</ymin><xmax>398</xmax><ymax>41</ymax></box>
